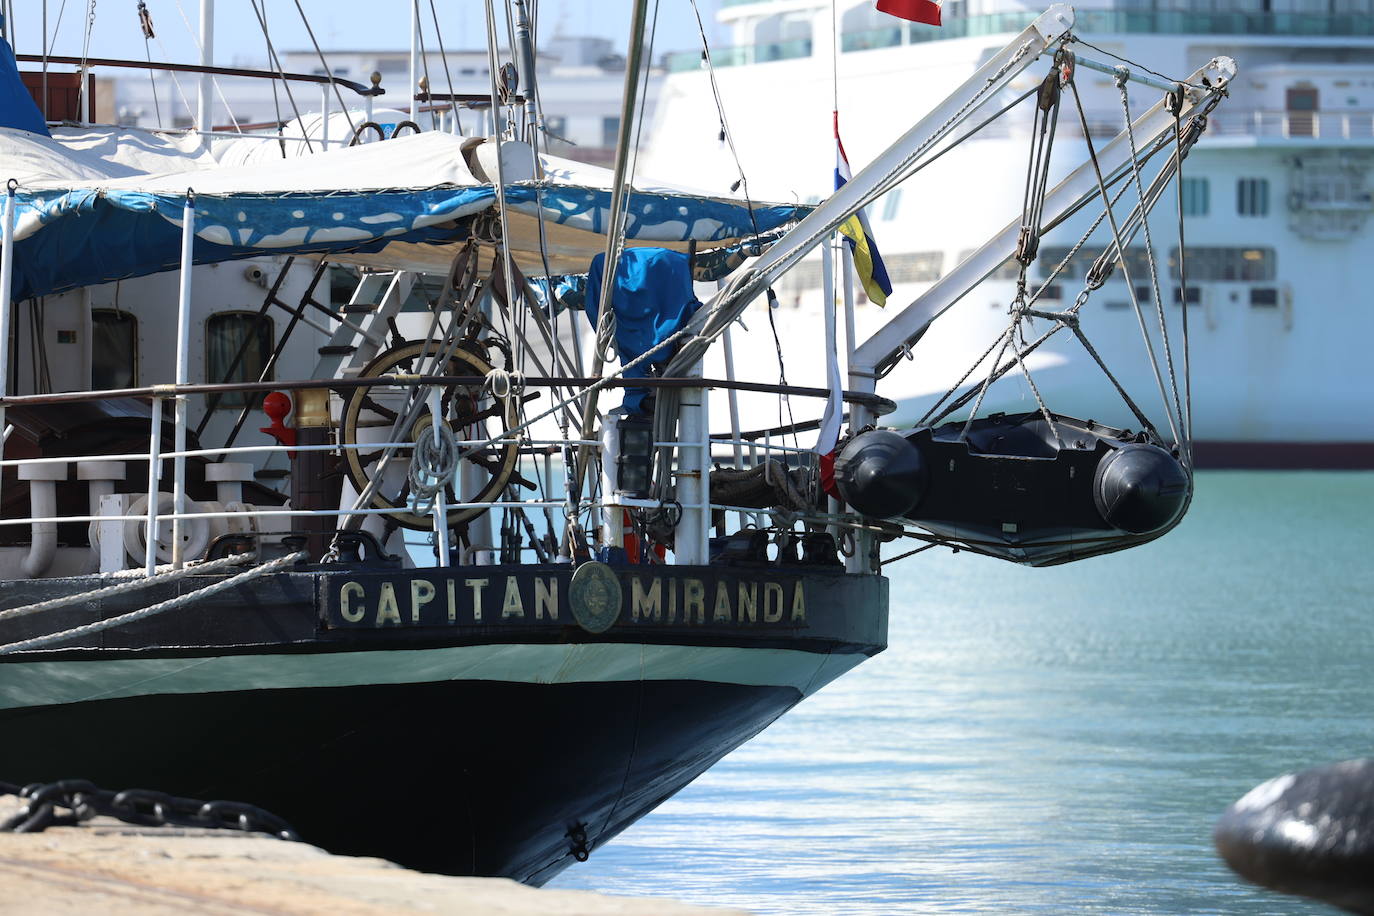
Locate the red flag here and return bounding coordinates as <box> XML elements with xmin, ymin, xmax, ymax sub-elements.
<box><xmin>876</xmin><ymin>0</ymin><xmax>942</xmax><ymax>26</ymax></box>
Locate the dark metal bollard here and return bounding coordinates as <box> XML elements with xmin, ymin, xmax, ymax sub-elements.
<box><xmin>1214</xmin><ymin>758</ymin><xmax>1374</xmax><ymax>915</ymax></box>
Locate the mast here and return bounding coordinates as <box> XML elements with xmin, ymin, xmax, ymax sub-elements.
<box><xmin>572</xmin><ymin>0</ymin><xmax>652</xmax><ymax>519</ymax></box>
<box><xmin>197</xmin><ymin>0</ymin><xmax>214</xmax><ymax>147</ymax></box>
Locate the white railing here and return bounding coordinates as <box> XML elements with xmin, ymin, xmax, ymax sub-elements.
<box><xmin>1208</xmin><ymin>109</ymin><xmax>1374</xmax><ymax>142</ymax></box>
<box><xmin>0</xmin><ymin>381</ymin><xmax>863</xmax><ymax>577</ymax></box>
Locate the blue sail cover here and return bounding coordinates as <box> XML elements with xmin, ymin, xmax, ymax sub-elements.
<box><xmin>0</xmin><ymin>20</ymin><xmax>49</xmax><ymax>136</ymax></box>
<box><xmin>585</xmin><ymin>248</ymin><xmax>700</xmax><ymax>414</ymax></box>
<box><xmin>1</xmin><ymin>129</ymin><xmax>808</xmax><ymax>302</ymax></box>
<box><xmin>10</xmin><ymin>186</ymin><xmax>494</xmax><ymax>301</ymax></box>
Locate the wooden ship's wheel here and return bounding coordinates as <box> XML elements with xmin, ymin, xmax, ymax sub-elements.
<box><xmin>339</xmin><ymin>341</ymin><xmax>521</xmax><ymax>530</ymax></box>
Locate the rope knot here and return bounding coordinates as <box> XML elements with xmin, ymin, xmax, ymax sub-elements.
<box><xmin>484</xmin><ymin>367</ymin><xmax>525</xmax><ymax>400</ymax></box>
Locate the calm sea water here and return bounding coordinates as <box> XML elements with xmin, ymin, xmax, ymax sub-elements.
<box><xmin>555</xmin><ymin>472</ymin><xmax>1374</xmax><ymax>914</ymax></box>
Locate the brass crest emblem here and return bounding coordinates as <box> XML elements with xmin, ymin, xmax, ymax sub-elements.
<box><xmin>569</xmin><ymin>561</ymin><xmax>621</xmax><ymax>634</ymax></box>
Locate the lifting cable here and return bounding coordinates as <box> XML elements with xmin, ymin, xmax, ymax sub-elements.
<box><xmin>925</xmin><ymin>44</ymin><xmax>1213</xmax><ymax>459</ymax></box>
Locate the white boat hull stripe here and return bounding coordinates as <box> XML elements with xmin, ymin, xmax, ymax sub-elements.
<box><xmin>0</xmin><ymin>643</ymin><xmax>866</xmax><ymax>712</ymax></box>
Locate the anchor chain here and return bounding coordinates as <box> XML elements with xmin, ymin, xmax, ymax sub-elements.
<box><xmin>0</xmin><ymin>779</ymin><xmax>300</xmax><ymax>841</ymax></box>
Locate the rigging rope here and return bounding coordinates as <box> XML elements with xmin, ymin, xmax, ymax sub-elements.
<box><xmin>1116</xmin><ymin>69</ymin><xmax>1185</xmax><ymax>448</ymax></box>
<box><xmin>1068</xmin><ymin>77</ymin><xmax>1182</xmax><ymax>448</ymax></box>
<box><xmin>291</xmin><ymin>0</ymin><xmax>357</xmax><ymax>141</ymax></box>
<box><xmin>920</xmin><ymin>42</ymin><xmax>1220</xmax><ymax>464</ymax></box>
<box><xmin>0</xmin><ymin>551</ymin><xmax>255</xmax><ymax>625</ymax></box>
<box><xmin>1173</xmin><ymin>99</ymin><xmax>1194</xmax><ymax>455</ymax></box>
<box><xmin>136</xmin><ymin>2</ymin><xmax>162</xmax><ymax>127</ymax></box>
<box><xmin>413</xmin><ymin>0</ymin><xmax>438</xmax><ymax>132</ymax></box>
<box><xmin>426</xmin><ymin>0</ymin><xmax>458</xmax><ymax>133</ymax></box>
<box><xmin>170</xmin><ymin>0</ymin><xmax>242</xmax><ymax>135</ymax></box>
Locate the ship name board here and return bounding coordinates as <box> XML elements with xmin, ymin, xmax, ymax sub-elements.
<box><xmin>324</xmin><ymin>572</ymin><xmax>807</xmax><ymax>631</ymax></box>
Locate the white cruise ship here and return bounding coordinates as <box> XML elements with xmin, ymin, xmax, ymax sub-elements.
<box><xmin>641</xmin><ymin>0</ymin><xmax>1374</xmax><ymax>467</ymax></box>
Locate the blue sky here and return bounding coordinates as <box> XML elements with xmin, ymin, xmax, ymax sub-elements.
<box><xmin>14</xmin><ymin>1</ymin><xmax>722</xmax><ymax>67</ymax></box>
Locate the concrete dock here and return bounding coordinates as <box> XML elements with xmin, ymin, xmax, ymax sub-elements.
<box><xmin>0</xmin><ymin>796</ymin><xmax>747</xmax><ymax>915</ymax></box>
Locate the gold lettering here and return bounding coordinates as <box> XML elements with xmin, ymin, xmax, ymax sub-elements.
<box><xmin>684</xmin><ymin>578</ymin><xmax>705</xmax><ymax>625</ymax></box>
<box><xmin>446</xmin><ymin>579</ymin><xmax>456</xmax><ymax>623</ymax></box>
<box><xmin>667</xmin><ymin>578</ymin><xmax>678</xmax><ymax>624</ymax></box>
<box><xmin>737</xmin><ymin>582</ymin><xmax>757</xmax><ymax>624</ymax></box>
<box><xmin>713</xmin><ymin>581</ymin><xmax>732</xmax><ymax>623</ymax></box>
<box><xmin>375</xmin><ymin>581</ymin><xmax>401</xmax><ymax>625</ymax></box>
<box><xmin>632</xmin><ymin>577</ymin><xmax>662</xmax><ymax>623</ymax></box>
<box><xmin>340</xmin><ymin>581</ymin><xmax>366</xmax><ymax>623</ymax></box>
<box><xmin>410</xmin><ymin>579</ymin><xmax>435</xmax><ymax>622</ymax></box>
<box><xmin>764</xmin><ymin>582</ymin><xmax>784</xmax><ymax>623</ymax></box>
<box><xmin>466</xmin><ymin>578</ymin><xmax>489</xmax><ymax>621</ymax></box>
<box><xmin>534</xmin><ymin>577</ymin><xmax>558</xmax><ymax>620</ymax></box>
<box><xmin>791</xmin><ymin>582</ymin><xmax>806</xmax><ymax>621</ymax></box>
<box><xmin>502</xmin><ymin>576</ymin><xmax>525</xmax><ymax>618</ymax></box>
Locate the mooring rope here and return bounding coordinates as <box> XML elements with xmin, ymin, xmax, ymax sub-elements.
<box><xmin>0</xmin><ymin>551</ymin><xmax>255</xmax><ymax>625</ymax></box>
<box><xmin>0</xmin><ymin>551</ymin><xmax>306</xmax><ymax>656</ymax></box>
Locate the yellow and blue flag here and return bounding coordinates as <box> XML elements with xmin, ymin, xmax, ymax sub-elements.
<box><xmin>834</xmin><ymin>112</ymin><xmax>892</xmax><ymax>307</ymax></box>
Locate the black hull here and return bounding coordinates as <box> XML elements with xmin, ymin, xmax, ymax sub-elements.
<box><xmin>0</xmin><ymin>564</ymin><xmax>887</xmax><ymax>883</ymax></box>
<box><xmin>1</xmin><ymin>675</ymin><xmax>797</xmax><ymax>884</ymax></box>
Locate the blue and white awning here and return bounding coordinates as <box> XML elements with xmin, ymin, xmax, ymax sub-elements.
<box><xmin>2</xmin><ymin>127</ymin><xmax>807</xmax><ymax>301</ymax></box>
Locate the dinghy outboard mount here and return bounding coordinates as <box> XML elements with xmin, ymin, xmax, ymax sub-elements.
<box><xmin>834</xmin><ymin>412</ymin><xmax>1191</xmax><ymax>567</ymax></box>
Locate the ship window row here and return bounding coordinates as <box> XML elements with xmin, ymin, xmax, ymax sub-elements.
<box><xmin>771</xmin><ymin>246</ymin><xmax>1273</xmax><ymax>294</ymax></box>
<box><xmin>91</xmin><ymin>309</ymin><xmax>275</xmax><ymax>400</ymax></box>
<box><xmin>1039</xmin><ymin>245</ymin><xmax>1275</xmax><ymax>282</ymax></box>
<box><xmin>1037</xmin><ymin>246</ymin><xmax>1157</xmax><ymax>281</ymax></box>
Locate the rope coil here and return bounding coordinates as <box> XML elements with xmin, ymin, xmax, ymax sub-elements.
<box><xmin>407</xmin><ymin>423</ymin><xmax>459</xmax><ymax>517</ymax></box>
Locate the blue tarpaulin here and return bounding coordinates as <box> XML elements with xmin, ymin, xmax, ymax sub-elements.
<box><xmin>586</xmin><ymin>248</ymin><xmax>701</xmax><ymax>414</ymax></box>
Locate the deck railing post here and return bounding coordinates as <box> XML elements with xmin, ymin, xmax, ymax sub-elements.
<box><xmin>675</xmin><ymin>363</ymin><xmax>709</xmax><ymax>565</ymax></box>
<box><xmin>171</xmin><ymin>190</ymin><xmax>196</xmax><ymax>569</ymax></box>
<box><xmin>320</xmin><ymin>84</ymin><xmax>331</xmax><ymax>150</ymax></box>
<box><xmin>146</xmin><ymin>398</ymin><xmax>164</xmax><ymax>576</ymax></box>
<box><xmin>426</xmin><ymin>386</ymin><xmax>451</xmax><ymax>567</ymax></box>
<box><xmin>0</xmin><ymin>181</ymin><xmax>15</xmax><ymax>514</ymax></box>
<box><xmin>599</xmin><ymin>412</ymin><xmax>623</xmax><ymax>553</ymax></box>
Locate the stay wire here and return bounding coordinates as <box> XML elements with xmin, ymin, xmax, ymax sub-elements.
<box><xmin>257</xmin><ymin>0</ymin><xmax>285</xmax><ymax>156</ymax></box>
<box><xmin>139</xmin><ymin>4</ymin><xmax>162</xmax><ymax>128</ymax></box>
<box><xmin>414</xmin><ymin>0</ymin><xmax>438</xmax><ymax>132</ymax></box>
<box><xmin>249</xmin><ymin>0</ymin><xmax>313</xmax><ymax>153</ymax></box>
<box><xmin>689</xmin><ymin>0</ymin><xmax>798</xmax><ymax>449</ymax></box>
<box><xmin>292</xmin><ymin>0</ymin><xmax>357</xmax><ymax>139</ymax></box>
<box><xmin>170</xmin><ymin>0</ymin><xmax>243</xmax><ymax>134</ymax></box>
<box><xmin>1069</xmin><ymin>36</ymin><xmax>1196</xmax><ymax>90</ymax></box>
<box><xmin>427</xmin><ymin>0</ymin><xmax>459</xmax><ymax>133</ymax></box>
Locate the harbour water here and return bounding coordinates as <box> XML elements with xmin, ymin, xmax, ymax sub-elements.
<box><xmin>556</xmin><ymin>471</ymin><xmax>1374</xmax><ymax>914</ymax></box>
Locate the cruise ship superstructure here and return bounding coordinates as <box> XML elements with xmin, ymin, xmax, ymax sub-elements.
<box><xmin>643</xmin><ymin>0</ymin><xmax>1374</xmax><ymax>467</ymax></box>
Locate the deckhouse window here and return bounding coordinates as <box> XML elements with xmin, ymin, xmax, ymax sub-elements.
<box><xmin>1180</xmin><ymin>178</ymin><xmax>1209</xmax><ymax>217</ymax></box>
<box><xmin>1237</xmin><ymin>178</ymin><xmax>1269</xmax><ymax>217</ymax></box>
<box><xmin>91</xmin><ymin>309</ymin><xmax>137</xmax><ymax>390</ymax></box>
<box><xmin>206</xmin><ymin>312</ymin><xmax>274</xmax><ymax>409</ymax></box>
